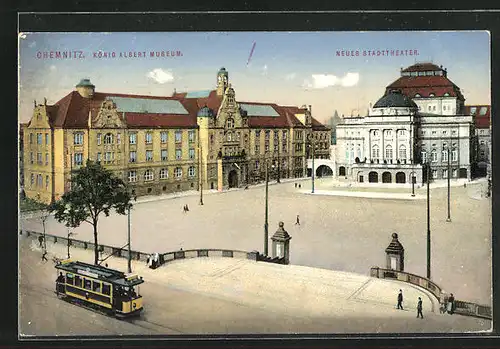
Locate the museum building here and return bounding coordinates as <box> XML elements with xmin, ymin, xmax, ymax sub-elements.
<box><xmin>22</xmin><ymin>67</ymin><xmax>331</xmax><ymax>204</ymax></box>
<box><xmin>335</xmin><ymin>63</ymin><xmax>478</xmax><ymax>184</ymax></box>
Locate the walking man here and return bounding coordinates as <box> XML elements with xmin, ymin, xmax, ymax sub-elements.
<box><xmin>447</xmin><ymin>293</ymin><xmax>455</xmax><ymax>314</ymax></box>
<box><xmin>38</xmin><ymin>235</ymin><xmax>44</xmax><ymax>248</ymax></box>
<box><xmin>397</xmin><ymin>289</ymin><xmax>404</xmax><ymax>310</ymax></box>
<box><xmin>417</xmin><ymin>297</ymin><xmax>424</xmax><ymax>318</ymax></box>
<box><xmin>295</xmin><ymin>215</ymin><xmax>300</xmax><ymax>225</ymax></box>
<box><xmin>294</xmin><ymin>183</ymin><xmax>297</xmax><ymax>188</ymax></box>
<box><xmin>41</xmin><ymin>250</ymin><xmax>48</xmax><ymax>262</ymax></box>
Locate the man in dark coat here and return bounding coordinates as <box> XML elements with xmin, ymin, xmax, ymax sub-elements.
<box><xmin>417</xmin><ymin>297</ymin><xmax>424</xmax><ymax>318</ymax></box>
<box><xmin>397</xmin><ymin>289</ymin><xmax>404</xmax><ymax>310</ymax></box>
<box><xmin>447</xmin><ymin>293</ymin><xmax>455</xmax><ymax>314</ymax></box>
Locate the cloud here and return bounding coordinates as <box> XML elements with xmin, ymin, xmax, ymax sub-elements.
<box><xmin>303</xmin><ymin>72</ymin><xmax>360</xmax><ymax>89</ymax></box>
<box><xmin>147</xmin><ymin>68</ymin><xmax>175</xmax><ymax>84</ymax></box>
<box><xmin>285</xmin><ymin>73</ymin><xmax>296</xmax><ymax>81</ymax></box>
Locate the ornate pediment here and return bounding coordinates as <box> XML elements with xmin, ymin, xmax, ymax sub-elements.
<box><xmin>28</xmin><ymin>104</ymin><xmax>51</xmax><ymax>129</ymax></box>
<box><xmin>93</xmin><ymin>99</ymin><xmax>127</xmax><ymax>128</ymax></box>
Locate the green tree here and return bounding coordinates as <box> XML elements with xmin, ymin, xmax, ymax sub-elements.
<box><xmin>49</xmin><ymin>159</ymin><xmax>132</xmax><ymax>265</ymax></box>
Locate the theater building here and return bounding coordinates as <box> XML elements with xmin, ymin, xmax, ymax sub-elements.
<box><xmin>336</xmin><ymin>63</ymin><xmax>476</xmax><ymax>184</ymax></box>
<box><xmin>22</xmin><ymin>67</ymin><xmax>331</xmax><ymax>204</ymax></box>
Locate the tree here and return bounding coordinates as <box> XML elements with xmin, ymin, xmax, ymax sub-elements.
<box><xmin>49</xmin><ymin>159</ymin><xmax>132</xmax><ymax>265</ymax></box>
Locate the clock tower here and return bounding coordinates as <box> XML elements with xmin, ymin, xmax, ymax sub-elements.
<box><xmin>216</xmin><ymin>67</ymin><xmax>229</xmax><ymax>96</ymax></box>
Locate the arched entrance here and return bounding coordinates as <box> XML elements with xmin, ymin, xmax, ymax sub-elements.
<box><xmin>395</xmin><ymin>172</ymin><xmax>406</xmax><ymax>184</ymax></box>
<box><xmin>382</xmin><ymin>172</ymin><xmax>392</xmax><ymax>183</ymax></box>
<box><xmin>228</xmin><ymin>170</ymin><xmax>238</xmax><ymax>188</ymax></box>
<box><xmin>368</xmin><ymin>171</ymin><xmax>378</xmax><ymax>183</ymax></box>
<box><xmin>339</xmin><ymin>166</ymin><xmax>346</xmax><ymax>176</ymax></box>
<box><xmin>316</xmin><ymin>165</ymin><xmax>333</xmax><ymax>177</ymax></box>
<box><xmin>459</xmin><ymin>168</ymin><xmax>468</xmax><ymax>179</ymax></box>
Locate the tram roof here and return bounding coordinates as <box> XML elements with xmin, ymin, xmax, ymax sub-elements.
<box><xmin>56</xmin><ymin>260</ymin><xmax>144</xmax><ymax>286</ymax></box>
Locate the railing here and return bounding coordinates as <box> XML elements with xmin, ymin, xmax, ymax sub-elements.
<box><xmin>370</xmin><ymin>267</ymin><xmax>492</xmax><ymax>320</ymax></box>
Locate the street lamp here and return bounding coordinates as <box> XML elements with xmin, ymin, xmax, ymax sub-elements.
<box><xmin>67</xmin><ymin>229</ymin><xmax>74</xmax><ymax>259</ymax></box>
<box><xmin>425</xmin><ymin>161</ymin><xmax>431</xmax><ymax>280</ymax></box>
<box><xmin>411</xmin><ymin>174</ymin><xmax>415</xmax><ymax>197</ymax></box>
<box><xmin>446</xmin><ymin>145</ymin><xmax>451</xmax><ymax>222</ymax></box>
<box><xmin>127</xmin><ymin>194</ymin><xmax>137</xmax><ymax>274</ymax></box>
<box><xmin>264</xmin><ymin>160</ymin><xmax>269</xmax><ymax>256</ymax></box>
<box><xmin>307</xmin><ymin>136</ymin><xmax>316</xmax><ymax>194</ymax></box>
<box><xmin>199</xmin><ymin>145</ymin><xmax>204</xmax><ymax>205</ymax></box>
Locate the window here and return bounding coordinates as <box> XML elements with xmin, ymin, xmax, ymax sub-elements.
<box><xmin>443</xmin><ymin>130</ymin><xmax>447</xmax><ymax>135</ymax></box>
<box><xmin>128</xmin><ymin>170</ymin><xmax>137</xmax><ymax>182</ymax></box>
<box><xmin>161</xmin><ymin>131</ymin><xmax>168</xmax><ymax>143</ymax></box>
<box><xmin>37</xmin><ymin>153</ymin><xmax>42</xmax><ymax>164</ymax></box>
<box><xmin>431</xmin><ymin>149</ymin><xmax>437</xmax><ymax>162</ymax></box>
<box><xmin>30</xmin><ymin>174</ymin><xmax>34</xmax><ymax>187</ymax></box>
<box><xmin>144</xmin><ymin>169</ymin><xmax>154</xmax><ymax>181</ymax></box>
<box><xmin>452</xmin><ymin>169</ymin><xmax>458</xmax><ymax>178</ymax></box>
<box><xmin>37</xmin><ymin>174</ymin><xmax>42</xmax><ymax>187</ymax></box>
<box><xmin>385</xmin><ymin>130</ymin><xmax>392</xmax><ymax>137</ymax></box>
<box><xmin>282</xmin><ymin>130</ymin><xmax>287</xmax><ymax>140</ymax></box>
<box><xmin>92</xmin><ymin>281</ymin><xmax>101</xmax><ymax>293</ymax></box>
<box><xmin>45</xmin><ymin>133</ymin><xmax>49</xmax><ymax>145</ymax></box>
<box><xmin>129</xmin><ymin>133</ymin><xmax>137</xmax><ymax>144</ymax></box>
<box><xmin>255</xmin><ymin>130</ymin><xmax>261</xmax><ymax>138</ymax></box>
<box><xmin>116</xmin><ymin>133</ymin><xmax>121</xmax><ymax>144</ymax></box>
<box><xmin>227</xmin><ymin>132</ymin><xmax>233</xmax><ymax>142</ymax></box>
<box><xmin>74</xmin><ymin>153</ymin><xmax>83</xmax><ymax>166</ymax></box>
<box><xmin>255</xmin><ymin>160</ymin><xmax>259</xmax><ymax>170</ymax></box>
<box><xmin>479</xmin><ymin>107</ymin><xmax>488</xmax><ymax>115</ymax></box>
<box><xmin>104</xmin><ymin>152</ymin><xmax>113</xmax><ymax>164</ymax></box>
<box><xmin>265</xmin><ymin>130</ymin><xmax>270</xmax><ymax>140</ymax></box>
<box><xmin>174</xmin><ymin>167</ymin><xmax>182</xmax><ymax>178</ymax></box>
<box><xmin>189</xmin><ymin>148</ymin><xmax>195</xmax><ymax>159</ymax></box>
<box><xmin>421</xmin><ymin>151</ymin><xmax>428</xmax><ymax>163</ymax></box>
<box><xmin>415</xmin><ymin>93</ymin><xmax>421</xmax><ymax>98</ymax></box>
<box><xmin>188</xmin><ymin>130</ymin><xmax>195</xmax><ymax>143</ymax></box>
<box><xmin>429</xmin><ymin>93</ymin><xmax>435</xmax><ymax>97</ymax></box>
<box><xmin>452</xmin><ymin>130</ymin><xmax>457</xmax><ymax>135</ymax></box>
<box><xmin>371</xmin><ymin>145</ymin><xmax>379</xmax><ymax>160</ymax></box>
<box><xmin>385</xmin><ymin>145</ymin><xmax>393</xmax><ymax>159</ymax></box>
<box><xmin>432</xmin><ymin>170</ymin><xmax>437</xmax><ymax>179</ymax></box>
<box><xmin>470</xmin><ymin>107</ymin><xmax>477</xmax><ymax>115</ymax></box>
<box><xmin>265</xmin><ymin>142</ymin><xmax>270</xmax><ymax>152</ymax></box>
<box><xmin>399</xmin><ymin>130</ymin><xmax>405</xmax><ymax>136</ymax></box>
<box><xmin>159</xmin><ymin>168</ymin><xmax>168</xmax><ymax>179</ymax></box>
<box><xmin>74</xmin><ymin>275</ymin><xmax>82</xmax><ymax>288</ymax></box>
<box><xmin>104</xmin><ymin>133</ymin><xmax>113</xmax><ymax>144</ymax></box>
<box><xmin>97</xmin><ymin>133</ymin><xmax>102</xmax><ymax>145</ymax></box>
<box><xmin>444</xmin><ymin>92</ymin><xmax>450</xmax><ymax>97</ymax></box>
<box><xmin>175</xmin><ymin>131</ymin><xmax>182</xmax><ymax>143</ymax></box>
<box><xmin>452</xmin><ymin>149</ymin><xmax>458</xmax><ymax>161</ymax></box>
<box><xmin>45</xmin><ymin>175</ymin><xmax>49</xmax><ymax>189</ymax></box>
<box><xmin>45</xmin><ymin>153</ymin><xmax>49</xmax><ymax>165</ymax></box>
<box><xmin>428</xmin><ymin>105</ymin><xmax>432</xmax><ymax>111</ymax></box>
<box><xmin>161</xmin><ymin>149</ymin><xmax>168</xmax><ymax>161</ymax></box>
<box><xmin>226</xmin><ymin>118</ymin><xmax>234</xmax><ymax>128</ymax></box>
<box><xmin>432</xmin><ymin>131</ymin><xmax>436</xmax><ymax>135</ymax></box>
<box><xmin>399</xmin><ymin>146</ymin><xmax>406</xmax><ymax>160</ymax></box>
<box><xmin>97</xmin><ymin>152</ymin><xmax>102</xmax><ymax>163</ymax></box>
<box><xmin>282</xmin><ymin>142</ymin><xmax>287</xmax><ymax>152</ymax></box>
<box><xmin>129</xmin><ymin>151</ymin><xmax>137</xmax><ymax>163</ymax></box>
<box><xmin>84</xmin><ymin>279</ymin><xmax>92</xmax><ymax>290</ymax></box>
<box><xmin>188</xmin><ymin>166</ymin><xmax>195</xmax><ymax>177</ymax></box>
<box><xmin>255</xmin><ymin>144</ymin><xmax>260</xmax><ymax>154</ymax></box>
<box><xmin>29</xmin><ymin>133</ymin><xmax>33</xmax><ymax>144</ymax></box>
<box><xmin>37</xmin><ymin>133</ymin><xmax>42</xmax><ymax>145</ymax></box>
<box><xmin>146</xmin><ymin>150</ymin><xmax>153</xmax><ymax>162</ymax></box>
<box><xmin>145</xmin><ymin>132</ymin><xmax>153</xmax><ymax>144</ymax></box>
<box><xmin>30</xmin><ymin>152</ymin><xmax>34</xmax><ymax>164</ymax></box>
<box><xmin>274</xmin><ymin>142</ymin><xmax>279</xmax><ymax>151</ymax></box>
<box><xmin>65</xmin><ymin>273</ymin><xmax>74</xmax><ymax>285</ymax></box>
<box><xmin>102</xmin><ymin>284</ymin><xmax>110</xmax><ymax>295</ymax></box>
<box><xmin>442</xmin><ymin>149</ymin><xmax>448</xmax><ymax>162</ymax></box>
<box><xmin>210</xmin><ymin>134</ymin><xmax>214</xmax><ymax>144</ymax></box>
<box><xmin>175</xmin><ymin>149</ymin><xmax>182</xmax><ymax>160</ymax></box>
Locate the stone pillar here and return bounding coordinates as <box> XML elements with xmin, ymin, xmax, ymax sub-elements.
<box><xmin>271</xmin><ymin>222</ymin><xmax>292</xmax><ymax>265</ymax></box>
<box><xmin>217</xmin><ymin>157</ymin><xmax>223</xmax><ymax>191</ymax></box>
<box><xmin>385</xmin><ymin>232</ymin><xmax>404</xmax><ymax>271</ymax></box>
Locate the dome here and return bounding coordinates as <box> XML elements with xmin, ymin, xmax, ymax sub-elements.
<box><xmin>218</xmin><ymin>67</ymin><xmax>228</xmax><ymax>76</ymax></box>
<box><xmin>197</xmin><ymin>106</ymin><xmax>214</xmax><ymax>118</ymax></box>
<box><xmin>373</xmin><ymin>90</ymin><xmax>418</xmax><ymax>109</ymax></box>
<box><xmin>76</xmin><ymin>78</ymin><xmax>95</xmax><ymax>88</ymax></box>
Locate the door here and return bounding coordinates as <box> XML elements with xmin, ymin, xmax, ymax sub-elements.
<box><xmin>228</xmin><ymin>170</ymin><xmax>238</xmax><ymax>188</ymax></box>
<box><xmin>390</xmin><ymin>257</ymin><xmax>397</xmax><ymax>270</ymax></box>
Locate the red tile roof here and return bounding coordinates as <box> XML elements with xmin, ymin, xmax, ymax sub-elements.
<box><xmin>464</xmin><ymin>105</ymin><xmax>491</xmax><ymax>129</ymax></box>
<box><xmin>386</xmin><ymin>76</ymin><xmax>464</xmax><ymax>100</ymax></box>
<box><xmin>402</xmin><ymin>63</ymin><xmax>442</xmax><ymax>73</ymax></box>
<box><xmin>44</xmin><ymin>89</ymin><xmax>327</xmax><ymax>130</ymax></box>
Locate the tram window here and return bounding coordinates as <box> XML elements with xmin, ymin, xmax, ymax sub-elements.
<box><xmin>74</xmin><ymin>275</ymin><xmax>82</xmax><ymax>288</ymax></box>
<box><xmin>66</xmin><ymin>273</ymin><xmax>74</xmax><ymax>285</ymax></box>
<box><xmin>84</xmin><ymin>279</ymin><xmax>92</xmax><ymax>290</ymax></box>
<box><xmin>92</xmin><ymin>281</ymin><xmax>101</xmax><ymax>293</ymax></box>
<box><xmin>102</xmin><ymin>284</ymin><xmax>110</xmax><ymax>296</ymax></box>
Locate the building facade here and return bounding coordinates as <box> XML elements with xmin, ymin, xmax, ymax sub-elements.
<box><xmin>22</xmin><ymin>68</ymin><xmax>331</xmax><ymax>204</ymax></box>
<box><xmin>465</xmin><ymin>105</ymin><xmax>491</xmax><ymax>177</ymax></box>
<box><xmin>336</xmin><ymin>63</ymin><xmax>476</xmax><ymax>184</ymax></box>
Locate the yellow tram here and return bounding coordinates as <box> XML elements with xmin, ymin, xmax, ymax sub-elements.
<box><xmin>55</xmin><ymin>260</ymin><xmax>144</xmax><ymax>318</ymax></box>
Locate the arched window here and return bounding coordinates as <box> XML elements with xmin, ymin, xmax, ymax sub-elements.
<box><xmin>159</xmin><ymin>168</ymin><xmax>168</xmax><ymax>179</ymax></box>
<box><xmin>399</xmin><ymin>145</ymin><xmax>406</xmax><ymax>160</ymax></box>
<box><xmin>385</xmin><ymin>145</ymin><xmax>393</xmax><ymax>159</ymax></box>
<box><xmin>371</xmin><ymin>145</ymin><xmax>379</xmax><ymax>160</ymax></box>
<box><xmin>188</xmin><ymin>166</ymin><xmax>196</xmax><ymax>178</ymax></box>
<box><xmin>429</xmin><ymin>93</ymin><xmax>435</xmax><ymax>97</ymax></box>
<box><xmin>104</xmin><ymin>133</ymin><xmax>114</xmax><ymax>144</ymax></box>
<box><xmin>144</xmin><ymin>169</ymin><xmax>154</xmax><ymax>181</ymax></box>
<box><xmin>226</xmin><ymin>118</ymin><xmax>234</xmax><ymax>128</ymax></box>
<box><xmin>415</xmin><ymin>93</ymin><xmax>421</xmax><ymax>98</ymax></box>
<box><xmin>444</xmin><ymin>92</ymin><xmax>450</xmax><ymax>97</ymax></box>
<box><xmin>431</xmin><ymin>149</ymin><xmax>438</xmax><ymax>162</ymax></box>
<box><xmin>175</xmin><ymin>167</ymin><xmax>183</xmax><ymax>178</ymax></box>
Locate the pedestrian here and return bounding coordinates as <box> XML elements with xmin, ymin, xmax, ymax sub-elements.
<box><xmin>298</xmin><ymin>184</ymin><xmax>301</xmax><ymax>188</ymax></box>
<box><xmin>417</xmin><ymin>297</ymin><xmax>424</xmax><ymax>318</ymax></box>
<box><xmin>464</xmin><ymin>182</ymin><xmax>466</xmax><ymax>188</ymax></box>
<box><xmin>38</xmin><ymin>235</ymin><xmax>44</xmax><ymax>248</ymax></box>
<box><xmin>295</xmin><ymin>183</ymin><xmax>297</xmax><ymax>188</ymax></box>
<box><xmin>447</xmin><ymin>293</ymin><xmax>455</xmax><ymax>314</ymax></box>
<box><xmin>182</xmin><ymin>205</ymin><xmax>187</xmax><ymax>213</ymax></box>
<box><xmin>41</xmin><ymin>251</ymin><xmax>48</xmax><ymax>262</ymax></box>
<box><xmin>185</xmin><ymin>204</ymin><xmax>189</xmax><ymax>212</ymax></box>
<box><xmin>397</xmin><ymin>289</ymin><xmax>404</xmax><ymax>310</ymax></box>
<box><xmin>295</xmin><ymin>215</ymin><xmax>300</xmax><ymax>225</ymax></box>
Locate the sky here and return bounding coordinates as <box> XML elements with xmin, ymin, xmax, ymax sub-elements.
<box><xmin>18</xmin><ymin>31</ymin><xmax>490</xmax><ymax>124</ymax></box>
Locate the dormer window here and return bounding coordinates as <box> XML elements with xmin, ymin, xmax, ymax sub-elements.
<box><xmin>415</xmin><ymin>93</ymin><xmax>421</xmax><ymax>98</ymax></box>
<box><xmin>443</xmin><ymin>92</ymin><xmax>450</xmax><ymax>97</ymax></box>
<box><xmin>429</xmin><ymin>93</ymin><xmax>435</xmax><ymax>97</ymax></box>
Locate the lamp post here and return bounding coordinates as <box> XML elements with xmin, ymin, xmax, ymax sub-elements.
<box><xmin>426</xmin><ymin>162</ymin><xmax>431</xmax><ymax>280</ymax></box>
<box><xmin>264</xmin><ymin>160</ymin><xmax>269</xmax><ymax>256</ymax></box>
<box><xmin>446</xmin><ymin>145</ymin><xmax>451</xmax><ymax>222</ymax></box>
<box><xmin>67</xmin><ymin>229</ymin><xmax>73</xmax><ymax>259</ymax></box>
<box><xmin>307</xmin><ymin>136</ymin><xmax>316</xmax><ymax>194</ymax></box>
<box><xmin>199</xmin><ymin>145</ymin><xmax>204</xmax><ymax>205</ymax></box>
<box><xmin>127</xmin><ymin>205</ymin><xmax>132</xmax><ymax>273</ymax></box>
<box><xmin>411</xmin><ymin>174</ymin><xmax>415</xmax><ymax>197</ymax></box>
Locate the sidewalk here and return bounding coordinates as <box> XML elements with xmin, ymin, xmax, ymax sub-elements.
<box><xmin>303</xmin><ymin>190</ymin><xmax>426</xmax><ymax>200</ymax></box>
